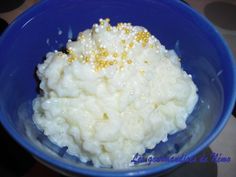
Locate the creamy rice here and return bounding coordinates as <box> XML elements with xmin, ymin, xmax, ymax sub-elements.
<box><xmin>33</xmin><ymin>18</ymin><xmax>198</xmax><ymax>168</ymax></box>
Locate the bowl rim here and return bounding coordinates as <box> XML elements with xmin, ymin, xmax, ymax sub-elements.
<box><xmin>0</xmin><ymin>0</ymin><xmax>235</xmax><ymax>176</ymax></box>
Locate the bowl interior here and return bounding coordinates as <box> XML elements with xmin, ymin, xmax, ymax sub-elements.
<box><xmin>0</xmin><ymin>0</ymin><xmax>235</xmax><ymax>176</ymax></box>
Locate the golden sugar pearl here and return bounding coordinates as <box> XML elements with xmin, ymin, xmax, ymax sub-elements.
<box><xmin>99</xmin><ymin>19</ymin><xmax>105</xmax><ymax>25</ymax></box>
<box><xmin>121</xmin><ymin>51</ymin><xmax>127</xmax><ymax>59</ymax></box>
<box><xmin>99</xmin><ymin>60</ymin><xmax>105</xmax><ymax>65</ymax></box>
<box><xmin>102</xmin><ymin>51</ymin><xmax>109</xmax><ymax>57</ymax></box>
<box><xmin>95</xmin><ymin>67</ymin><xmax>100</xmax><ymax>71</ymax></box>
<box><xmin>101</xmin><ymin>145</ymin><xmax>106</xmax><ymax>152</ymax></box>
<box><xmin>121</xmin><ymin>39</ymin><xmax>126</xmax><ymax>45</ymax></box>
<box><xmin>103</xmin><ymin>113</ymin><xmax>109</xmax><ymax>120</ymax></box>
<box><xmin>129</xmin><ymin>42</ymin><xmax>134</xmax><ymax>48</ymax></box>
<box><xmin>67</xmin><ymin>58</ymin><xmax>73</xmax><ymax>63</ymax></box>
<box><xmin>95</xmin><ymin>53</ymin><xmax>100</xmax><ymax>60</ymax></box>
<box><xmin>135</xmin><ymin>31</ymin><xmax>151</xmax><ymax>46</ymax></box>
<box><xmin>109</xmin><ymin>60</ymin><xmax>116</xmax><ymax>65</ymax></box>
<box><xmin>67</xmin><ymin>49</ymin><xmax>78</xmax><ymax>62</ymax></box>
<box><xmin>117</xmin><ymin>23</ymin><xmax>123</xmax><ymax>30</ymax></box>
<box><xmin>106</xmin><ymin>26</ymin><xmax>111</xmax><ymax>32</ymax></box>
<box><xmin>142</xmin><ymin>43</ymin><xmax>146</xmax><ymax>47</ymax></box>
<box><xmin>68</xmin><ymin>57</ymin><xmax>76</xmax><ymax>63</ymax></box>
<box><xmin>94</xmin><ymin>58</ymin><xmax>115</xmax><ymax>71</ymax></box>
<box><xmin>96</xmin><ymin>47</ymin><xmax>109</xmax><ymax>58</ymax></box>
<box><xmin>127</xmin><ymin>59</ymin><xmax>133</xmax><ymax>64</ymax></box>
<box><xmin>112</xmin><ymin>52</ymin><xmax>118</xmax><ymax>58</ymax></box>
<box><xmin>101</xmin><ymin>49</ymin><xmax>109</xmax><ymax>57</ymax></box>
<box><xmin>144</xmin><ymin>60</ymin><xmax>148</xmax><ymax>64</ymax></box>
<box><xmin>98</xmin><ymin>47</ymin><xmax>105</xmax><ymax>52</ymax></box>
<box><xmin>123</xmin><ymin>28</ymin><xmax>130</xmax><ymax>34</ymax></box>
<box><xmin>105</xmin><ymin>18</ymin><xmax>110</xmax><ymax>23</ymax></box>
<box><xmin>95</xmin><ymin>65</ymin><xmax>102</xmax><ymax>71</ymax></box>
<box><xmin>84</xmin><ymin>56</ymin><xmax>90</xmax><ymax>63</ymax></box>
<box><xmin>153</xmin><ymin>103</ymin><xmax>158</xmax><ymax>109</ymax></box>
<box><xmin>139</xmin><ymin>69</ymin><xmax>145</xmax><ymax>75</ymax></box>
<box><xmin>67</xmin><ymin>49</ymin><xmax>76</xmax><ymax>56</ymax></box>
<box><xmin>67</xmin><ymin>48</ymin><xmax>72</xmax><ymax>54</ymax></box>
<box><xmin>150</xmin><ymin>44</ymin><xmax>154</xmax><ymax>48</ymax></box>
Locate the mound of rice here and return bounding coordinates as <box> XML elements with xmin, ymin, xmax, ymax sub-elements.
<box><xmin>33</xmin><ymin>18</ymin><xmax>198</xmax><ymax>168</ymax></box>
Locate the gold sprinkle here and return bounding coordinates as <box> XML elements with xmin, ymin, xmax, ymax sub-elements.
<box><xmin>135</xmin><ymin>31</ymin><xmax>150</xmax><ymax>47</ymax></box>
<box><xmin>68</xmin><ymin>57</ymin><xmax>74</xmax><ymax>63</ymax></box>
<box><xmin>103</xmin><ymin>51</ymin><xmax>109</xmax><ymax>57</ymax></box>
<box><xmin>67</xmin><ymin>58</ymin><xmax>72</xmax><ymax>62</ymax></box>
<box><xmin>101</xmin><ymin>145</ymin><xmax>106</xmax><ymax>152</ymax></box>
<box><xmin>129</xmin><ymin>42</ymin><xmax>134</xmax><ymax>48</ymax></box>
<box><xmin>106</xmin><ymin>26</ymin><xmax>111</xmax><ymax>32</ymax></box>
<box><xmin>95</xmin><ymin>53</ymin><xmax>100</xmax><ymax>60</ymax></box>
<box><xmin>153</xmin><ymin>103</ymin><xmax>158</xmax><ymax>109</ymax></box>
<box><xmin>139</xmin><ymin>69</ymin><xmax>145</xmax><ymax>75</ymax></box>
<box><xmin>105</xmin><ymin>18</ymin><xmax>110</xmax><ymax>23</ymax></box>
<box><xmin>121</xmin><ymin>39</ymin><xmax>126</xmax><ymax>45</ymax></box>
<box><xmin>67</xmin><ymin>49</ymin><xmax>78</xmax><ymax>63</ymax></box>
<box><xmin>127</xmin><ymin>59</ymin><xmax>133</xmax><ymax>64</ymax></box>
<box><xmin>98</xmin><ymin>47</ymin><xmax>109</xmax><ymax>57</ymax></box>
<box><xmin>100</xmin><ymin>20</ymin><xmax>104</xmax><ymax>25</ymax></box>
<box><xmin>109</xmin><ymin>60</ymin><xmax>115</xmax><ymax>65</ymax></box>
<box><xmin>84</xmin><ymin>56</ymin><xmax>90</xmax><ymax>63</ymax></box>
<box><xmin>65</xmin><ymin>21</ymin><xmax>153</xmax><ymax>70</ymax></box>
<box><xmin>123</xmin><ymin>28</ymin><xmax>130</xmax><ymax>34</ymax></box>
<box><xmin>103</xmin><ymin>113</ymin><xmax>109</xmax><ymax>120</ymax></box>
<box><xmin>67</xmin><ymin>48</ymin><xmax>72</xmax><ymax>54</ymax></box>
<box><xmin>117</xmin><ymin>23</ymin><xmax>123</xmax><ymax>30</ymax></box>
<box><xmin>112</xmin><ymin>52</ymin><xmax>118</xmax><ymax>58</ymax></box>
<box><xmin>94</xmin><ymin>53</ymin><xmax>116</xmax><ymax>71</ymax></box>
<box><xmin>121</xmin><ymin>51</ymin><xmax>127</xmax><ymax>59</ymax></box>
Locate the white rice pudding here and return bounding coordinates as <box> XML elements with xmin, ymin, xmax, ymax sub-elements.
<box><xmin>33</xmin><ymin>18</ymin><xmax>198</xmax><ymax>168</ymax></box>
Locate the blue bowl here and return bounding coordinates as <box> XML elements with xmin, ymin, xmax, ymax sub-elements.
<box><xmin>0</xmin><ymin>0</ymin><xmax>235</xmax><ymax>176</ymax></box>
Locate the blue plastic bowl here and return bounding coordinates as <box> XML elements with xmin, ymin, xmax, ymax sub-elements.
<box><xmin>0</xmin><ymin>0</ymin><xmax>235</xmax><ymax>176</ymax></box>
